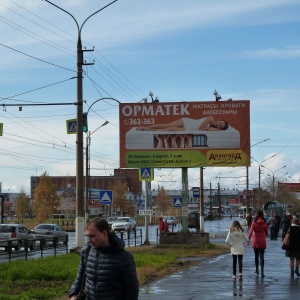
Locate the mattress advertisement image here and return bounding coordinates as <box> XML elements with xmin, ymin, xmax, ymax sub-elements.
<box><xmin>119</xmin><ymin>100</ymin><xmax>250</xmax><ymax>168</ymax></box>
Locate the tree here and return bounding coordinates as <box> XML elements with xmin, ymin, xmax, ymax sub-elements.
<box><xmin>3</xmin><ymin>200</ymin><xmax>11</xmax><ymax>218</ymax></box>
<box><xmin>109</xmin><ymin>180</ymin><xmax>130</xmax><ymax>216</ymax></box>
<box><xmin>33</xmin><ymin>172</ymin><xmax>61</xmax><ymax>223</ymax></box>
<box><xmin>16</xmin><ymin>188</ymin><xmax>29</xmax><ymax>223</ymax></box>
<box><xmin>155</xmin><ymin>186</ymin><xmax>172</xmax><ymax>216</ymax></box>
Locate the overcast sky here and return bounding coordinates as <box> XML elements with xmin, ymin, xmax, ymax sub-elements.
<box><xmin>0</xmin><ymin>0</ymin><xmax>299</xmax><ymax>195</ymax></box>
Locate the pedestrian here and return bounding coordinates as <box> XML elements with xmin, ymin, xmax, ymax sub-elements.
<box><xmin>246</xmin><ymin>212</ymin><xmax>253</xmax><ymax>231</ymax></box>
<box><xmin>225</xmin><ymin>220</ymin><xmax>249</xmax><ymax>280</ymax></box>
<box><xmin>280</xmin><ymin>214</ymin><xmax>291</xmax><ymax>241</ymax></box>
<box><xmin>158</xmin><ymin>217</ymin><xmax>165</xmax><ymax>232</ymax></box>
<box><xmin>267</xmin><ymin>214</ymin><xmax>277</xmax><ymax>240</ymax></box>
<box><xmin>69</xmin><ymin>217</ymin><xmax>139</xmax><ymax>300</ymax></box>
<box><xmin>286</xmin><ymin>218</ymin><xmax>300</xmax><ymax>278</ymax></box>
<box><xmin>274</xmin><ymin>213</ymin><xmax>281</xmax><ymax>237</ymax></box>
<box><xmin>286</xmin><ymin>213</ymin><xmax>293</xmax><ymax>223</ymax></box>
<box><xmin>248</xmin><ymin>211</ymin><xmax>268</xmax><ymax>277</ymax></box>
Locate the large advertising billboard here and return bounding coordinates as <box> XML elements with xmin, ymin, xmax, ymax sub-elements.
<box><xmin>279</xmin><ymin>183</ymin><xmax>300</xmax><ymax>200</ymax></box>
<box><xmin>119</xmin><ymin>100</ymin><xmax>250</xmax><ymax>168</ymax></box>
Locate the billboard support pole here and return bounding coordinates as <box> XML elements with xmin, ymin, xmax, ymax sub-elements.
<box><xmin>199</xmin><ymin>167</ymin><xmax>205</xmax><ymax>232</ymax></box>
<box><xmin>143</xmin><ymin>180</ymin><xmax>151</xmax><ymax>244</ymax></box>
<box><xmin>246</xmin><ymin>166</ymin><xmax>249</xmax><ymax>215</ymax></box>
<box><xmin>181</xmin><ymin>167</ymin><xmax>189</xmax><ymax>233</ymax></box>
<box><xmin>0</xmin><ymin>196</ymin><xmax>3</xmax><ymax>224</ymax></box>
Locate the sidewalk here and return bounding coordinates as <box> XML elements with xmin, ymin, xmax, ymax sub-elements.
<box><xmin>139</xmin><ymin>235</ymin><xmax>299</xmax><ymax>299</ymax></box>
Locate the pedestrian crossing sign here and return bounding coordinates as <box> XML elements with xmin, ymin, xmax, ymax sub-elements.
<box><xmin>139</xmin><ymin>168</ymin><xmax>154</xmax><ymax>181</ymax></box>
<box><xmin>66</xmin><ymin>118</ymin><xmax>77</xmax><ymax>134</ymax></box>
<box><xmin>173</xmin><ymin>197</ymin><xmax>182</xmax><ymax>208</ymax></box>
<box><xmin>99</xmin><ymin>190</ymin><xmax>113</xmax><ymax>205</ymax></box>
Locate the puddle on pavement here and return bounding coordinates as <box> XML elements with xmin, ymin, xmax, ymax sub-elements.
<box><xmin>177</xmin><ymin>257</ymin><xmax>206</xmax><ymax>261</ymax></box>
<box><xmin>140</xmin><ymin>286</ymin><xmax>168</xmax><ymax>294</ymax></box>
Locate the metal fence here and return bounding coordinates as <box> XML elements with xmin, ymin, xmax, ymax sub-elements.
<box><xmin>0</xmin><ymin>235</ymin><xmax>68</xmax><ymax>261</ymax></box>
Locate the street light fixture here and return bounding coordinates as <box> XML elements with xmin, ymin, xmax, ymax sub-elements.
<box><xmin>261</xmin><ymin>165</ymin><xmax>286</xmax><ymax>196</ymax></box>
<box><xmin>288</xmin><ymin>176</ymin><xmax>296</xmax><ymax>182</ymax></box>
<box><xmin>209</xmin><ymin>172</ymin><xmax>222</xmax><ymax>215</ymax></box>
<box><xmin>44</xmin><ymin>0</ymin><xmax>118</xmax><ymax>248</ymax></box>
<box><xmin>252</xmin><ymin>154</ymin><xmax>276</xmax><ymax>209</ymax></box>
<box><xmin>85</xmin><ymin>121</ymin><xmax>109</xmax><ymax>221</ymax></box>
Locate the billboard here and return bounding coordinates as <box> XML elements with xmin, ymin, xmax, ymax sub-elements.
<box><xmin>119</xmin><ymin>100</ymin><xmax>250</xmax><ymax>168</ymax></box>
<box><xmin>279</xmin><ymin>183</ymin><xmax>300</xmax><ymax>200</ymax></box>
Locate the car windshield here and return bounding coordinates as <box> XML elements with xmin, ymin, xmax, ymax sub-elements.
<box><xmin>36</xmin><ymin>225</ymin><xmax>54</xmax><ymax>230</ymax></box>
<box><xmin>116</xmin><ymin>218</ymin><xmax>129</xmax><ymax>222</ymax></box>
<box><xmin>107</xmin><ymin>217</ymin><xmax>116</xmax><ymax>221</ymax></box>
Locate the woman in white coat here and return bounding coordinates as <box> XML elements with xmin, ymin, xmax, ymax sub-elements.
<box><xmin>226</xmin><ymin>220</ymin><xmax>249</xmax><ymax>280</ymax></box>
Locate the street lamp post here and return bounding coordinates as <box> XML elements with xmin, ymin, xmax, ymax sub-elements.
<box><xmin>252</xmin><ymin>154</ymin><xmax>276</xmax><ymax>210</ymax></box>
<box><xmin>209</xmin><ymin>172</ymin><xmax>222</xmax><ymax>215</ymax></box>
<box><xmin>85</xmin><ymin>121</ymin><xmax>109</xmax><ymax>221</ymax></box>
<box><xmin>261</xmin><ymin>165</ymin><xmax>286</xmax><ymax>196</ymax></box>
<box><xmin>44</xmin><ymin>0</ymin><xmax>118</xmax><ymax>248</ymax></box>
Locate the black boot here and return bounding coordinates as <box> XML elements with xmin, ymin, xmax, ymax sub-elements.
<box><xmin>261</xmin><ymin>265</ymin><xmax>265</xmax><ymax>277</ymax></box>
<box><xmin>254</xmin><ymin>262</ymin><xmax>259</xmax><ymax>276</ymax></box>
<box><xmin>291</xmin><ymin>271</ymin><xmax>294</xmax><ymax>278</ymax></box>
<box><xmin>295</xmin><ymin>268</ymin><xmax>300</xmax><ymax>276</ymax></box>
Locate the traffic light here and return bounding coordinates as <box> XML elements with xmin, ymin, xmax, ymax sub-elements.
<box><xmin>83</xmin><ymin>113</ymin><xmax>88</xmax><ymax>132</ymax></box>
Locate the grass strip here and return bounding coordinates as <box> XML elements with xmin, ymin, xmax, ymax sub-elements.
<box><xmin>0</xmin><ymin>243</ymin><xmax>228</xmax><ymax>300</ymax></box>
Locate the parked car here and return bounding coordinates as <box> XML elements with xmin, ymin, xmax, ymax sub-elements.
<box><xmin>111</xmin><ymin>217</ymin><xmax>136</xmax><ymax>232</ymax></box>
<box><xmin>107</xmin><ymin>217</ymin><xmax>118</xmax><ymax>229</ymax></box>
<box><xmin>31</xmin><ymin>224</ymin><xmax>68</xmax><ymax>244</ymax></box>
<box><xmin>164</xmin><ymin>216</ymin><xmax>177</xmax><ymax>226</ymax></box>
<box><xmin>0</xmin><ymin>224</ymin><xmax>36</xmax><ymax>251</ymax></box>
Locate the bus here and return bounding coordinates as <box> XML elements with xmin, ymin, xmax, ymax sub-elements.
<box><xmin>238</xmin><ymin>206</ymin><xmax>253</xmax><ymax>219</ymax></box>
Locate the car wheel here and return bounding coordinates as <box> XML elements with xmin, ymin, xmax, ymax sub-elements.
<box><xmin>14</xmin><ymin>242</ymin><xmax>21</xmax><ymax>251</ymax></box>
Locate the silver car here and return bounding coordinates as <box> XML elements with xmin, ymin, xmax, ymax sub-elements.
<box><xmin>0</xmin><ymin>224</ymin><xmax>36</xmax><ymax>251</ymax></box>
<box><xmin>107</xmin><ymin>217</ymin><xmax>118</xmax><ymax>229</ymax></box>
<box><xmin>111</xmin><ymin>217</ymin><xmax>136</xmax><ymax>232</ymax></box>
<box><xmin>32</xmin><ymin>224</ymin><xmax>68</xmax><ymax>244</ymax></box>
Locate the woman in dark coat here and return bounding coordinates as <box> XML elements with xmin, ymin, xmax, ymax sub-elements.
<box><xmin>248</xmin><ymin>211</ymin><xmax>268</xmax><ymax>277</ymax></box>
<box><xmin>286</xmin><ymin>218</ymin><xmax>300</xmax><ymax>278</ymax></box>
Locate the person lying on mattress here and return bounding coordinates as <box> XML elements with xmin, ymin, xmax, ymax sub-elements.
<box><xmin>136</xmin><ymin>116</ymin><xmax>228</xmax><ymax>131</ymax></box>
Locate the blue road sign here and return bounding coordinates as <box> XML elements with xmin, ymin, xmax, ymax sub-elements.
<box><xmin>66</xmin><ymin>119</ymin><xmax>77</xmax><ymax>134</ymax></box>
<box><xmin>139</xmin><ymin>167</ymin><xmax>154</xmax><ymax>181</ymax></box>
<box><xmin>99</xmin><ymin>190</ymin><xmax>113</xmax><ymax>205</ymax></box>
<box><xmin>173</xmin><ymin>197</ymin><xmax>182</xmax><ymax>208</ymax></box>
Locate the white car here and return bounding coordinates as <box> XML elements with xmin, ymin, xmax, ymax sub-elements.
<box><xmin>107</xmin><ymin>217</ymin><xmax>118</xmax><ymax>229</ymax></box>
<box><xmin>111</xmin><ymin>217</ymin><xmax>136</xmax><ymax>232</ymax></box>
<box><xmin>164</xmin><ymin>216</ymin><xmax>177</xmax><ymax>226</ymax></box>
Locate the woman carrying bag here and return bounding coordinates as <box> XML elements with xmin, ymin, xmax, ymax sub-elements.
<box><xmin>286</xmin><ymin>218</ymin><xmax>300</xmax><ymax>278</ymax></box>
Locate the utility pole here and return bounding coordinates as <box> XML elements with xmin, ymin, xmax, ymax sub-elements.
<box><xmin>44</xmin><ymin>0</ymin><xmax>118</xmax><ymax>248</ymax></box>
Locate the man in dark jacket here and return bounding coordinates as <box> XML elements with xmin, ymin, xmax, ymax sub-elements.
<box><xmin>274</xmin><ymin>213</ymin><xmax>281</xmax><ymax>237</ymax></box>
<box><xmin>69</xmin><ymin>218</ymin><xmax>139</xmax><ymax>300</ymax></box>
<box><xmin>280</xmin><ymin>214</ymin><xmax>291</xmax><ymax>241</ymax></box>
